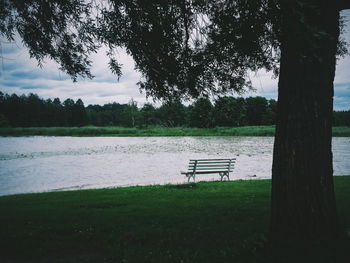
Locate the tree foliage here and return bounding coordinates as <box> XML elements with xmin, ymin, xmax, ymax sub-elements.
<box><xmin>189</xmin><ymin>98</ymin><xmax>213</xmax><ymax>128</ymax></box>
<box><xmin>0</xmin><ymin>0</ymin><xmax>99</xmax><ymax>80</ymax></box>
<box><xmin>2</xmin><ymin>91</ymin><xmax>348</xmax><ymax>128</ymax></box>
<box><xmin>0</xmin><ymin>92</ymin><xmax>88</xmax><ymax>127</ymax></box>
<box><xmin>97</xmin><ymin>0</ymin><xmax>282</xmax><ymax>99</ymax></box>
<box><xmin>214</xmin><ymin>96</ymin><xmax>246</xmax><ymax>126</ymax></box>
<box><xmin>1</xmin><ymin>1</ymin><xmax>347</xmax><ymax>100</ymax></box>
<box><xmin>0</xmin><ymin>1</ymin><xmax>327</xmax><ymax>99</ymax></box>
<box><xmin>5</xmin><ymin>92</ymin><xmax>350</xmax><ymax>128</ymax></box>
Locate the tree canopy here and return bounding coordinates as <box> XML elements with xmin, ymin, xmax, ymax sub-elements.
<box><xmin>1</xmin><ymin>0</ymin><xmax>347</xmax><ymax>100</ymax></box>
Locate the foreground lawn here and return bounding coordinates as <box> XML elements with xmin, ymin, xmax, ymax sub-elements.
<box><xmin>0</xmin><ymin>125</ymin><xmax>349</xmax><ymax>137</ymax></box>
<box><xmin>0</xmin><ymin>177</ymin><xmax>349</xmax><ymax>263</ymax></box>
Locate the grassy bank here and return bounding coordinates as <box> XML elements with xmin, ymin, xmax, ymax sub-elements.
<box><xmin>0</xmin><ymin>125</ymin><xmax>349</xmax><ymax>137</ymax></box>
<box><xmin>1</xmin><ymin>176</ymin><xmax>349</xmax><ymax>263</ymax></box>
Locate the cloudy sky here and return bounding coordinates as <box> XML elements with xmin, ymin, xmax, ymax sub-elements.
<box><xmin>0</xmin><ymin>10</ymin><xmax>349</xmax><ymax>110</ymax></box>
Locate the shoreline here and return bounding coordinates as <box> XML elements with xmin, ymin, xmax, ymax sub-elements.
<box><xmin>0</xmin><ymin>125</ymin><xmax>349</xmax><ymax>137</ymax></box>
<box><xmin>1</xmin><ymin>174</ymin><xmax>349</xmax><ymax>198</ymax></box>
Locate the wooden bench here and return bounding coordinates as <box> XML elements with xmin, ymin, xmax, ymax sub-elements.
<box><xmin>181</xmin><ymin>158</ymin><xmax>236</xmax><ymax>182</ymax></box>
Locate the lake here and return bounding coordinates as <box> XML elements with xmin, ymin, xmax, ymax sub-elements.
<box><xmin>0</xmin><ymin>136</ymin><xmax>349</xmax><ymax>196</ymax></box>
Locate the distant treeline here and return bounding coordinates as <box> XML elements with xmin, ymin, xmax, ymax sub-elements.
<box><xmin>0</xmin><ymin>92</ymin><xmax>349</xmax><ymax>128</ymax></box>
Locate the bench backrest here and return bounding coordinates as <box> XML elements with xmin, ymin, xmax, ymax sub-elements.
<box><xmin>188</xmin><ymin>158</ymin><xmax>235</xmax><ymax>174</ymax></box>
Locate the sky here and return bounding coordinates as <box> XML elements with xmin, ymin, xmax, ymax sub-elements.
<box><xmin>0</xmin><ymin>10</ymin><xmax>349</xmax><ymax>110</ymax></box>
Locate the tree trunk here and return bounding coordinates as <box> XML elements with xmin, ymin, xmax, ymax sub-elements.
<box><xmin>270</xmin><ymin>1</ymin><xmax>340</xmax><ymax>242</ymax></box>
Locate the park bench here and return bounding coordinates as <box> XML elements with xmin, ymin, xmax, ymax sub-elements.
<box><xmin>181</xmin><ymin>158</ymin><xmax>235</xmax><ymax>182</ymax></box>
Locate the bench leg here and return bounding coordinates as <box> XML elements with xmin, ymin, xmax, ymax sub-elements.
<box><xmin>187</xmin><ymin>173</ymin><xmax>195</xmax><ymax>182</ymax></box>
<box><xmin>220</xmin><ymin>172</ymin><xmax>230</xmax><ymax>181</ymax></box>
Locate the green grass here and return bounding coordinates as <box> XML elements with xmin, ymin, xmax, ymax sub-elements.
<box><xmin>332</xmin><ymin>126</ymin><xmax>350</xmax><ymax>136</ymax></box>
<box><xmin>0</xmin><ymin>177</ymin><xmax>349</xmax><ymax>263</ymax></box>
<box><xmin>0</xmin><ymin>125</ymin><xmax>349</xmax><ymax>137</ymax></box>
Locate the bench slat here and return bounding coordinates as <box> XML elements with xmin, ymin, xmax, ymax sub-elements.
<box><xmin>189</xmin><ymin>163</ymin><xmax>233</xmax><ymax>166</ymax></box>
<box><xmin>188</xmin><ymin>164</ymin><xmax>230</xmax><ymax>168</ymax></box>
<box><xmin>190</xmin><ymin>162</ymin><xmax>233</xmax><ymax>164</ymax></box>
<box><xmin>188</xmin><ymin>169</ymin><xmax>230</xmax><ymax>171</ymax></box>
<box><xmin>188</xmin><ymin>170</ymin><xmax>232</xmax><ymax>174</ymax></box>
<box><xmin>189</xmin><ymin>160</ymin><xmax>234</xmax><ymax>163</ymax></box>
<box><xmin>184</xmin><ymin>171</ymin><xmax>231</xmax><ymax>175</ymax></box>
<box><xmin>188</xmin><ymin>168</ymin><xmax>233</xmax><ymax>170</ymax></box>
<box><xmin>182</xmin><ymin>170</ymin><xmax>233</xmax><ymax>173</ymax></box>
<box><xmin>188</xmin><ymin>167</ymin><xmax>232</xmax><ymax>170</ymax></box>
<box><xmin>189</xmin><ymin>158</ymin><xmax>235</xmax><ymax>161</ymax></box>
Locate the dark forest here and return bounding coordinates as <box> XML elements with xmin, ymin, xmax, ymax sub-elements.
<box><xmin>0</xmin><ymin>92</ymin><xmax>348</xmax><ymax>128</ymax></box>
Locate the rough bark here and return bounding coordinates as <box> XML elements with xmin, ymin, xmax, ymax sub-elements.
<box><xmin>337</xmin><ymin>0</ymin><xmax>350</xmax><ymax>10</ymax></box>
<box><xmin>270</xmin><ymin>1</ymin><xmax>340</xmax><ymax>242</ymax></box>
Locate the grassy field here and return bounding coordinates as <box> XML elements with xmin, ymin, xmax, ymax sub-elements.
<box><xmin>0</xmin><ymin>177</ymin><xmax>349</xmax><ymax>263</ymax></box>
<box><xmin>0</xmin><ymin>125</ymin><xmax>349</xmax><ymax>137</ymax></box>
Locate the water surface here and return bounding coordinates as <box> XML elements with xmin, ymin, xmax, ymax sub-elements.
<box><xmin>0</xmin><ymin>136</ymin><xmax>349</xmax><ymax>196</ymax></box>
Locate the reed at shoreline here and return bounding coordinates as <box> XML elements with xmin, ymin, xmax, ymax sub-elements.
<box><xmin>0</xmin><ymin>125</ymin><xmax>349</xmax><ymax>137</ymax></box>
